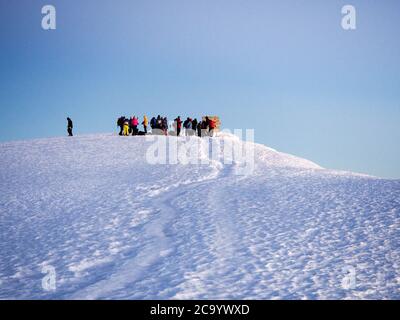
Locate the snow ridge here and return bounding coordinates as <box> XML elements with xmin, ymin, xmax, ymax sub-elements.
<box><xmin>0</xmin><ymin>133</ymin><xmax>399</xmax><ymax>299</ymax></box>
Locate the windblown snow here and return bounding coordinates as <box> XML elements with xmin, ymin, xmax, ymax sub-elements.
<box><xmin>0</xmin><ymin>133</ymin><xmax>399</xmax><ymax>299</ymax></box>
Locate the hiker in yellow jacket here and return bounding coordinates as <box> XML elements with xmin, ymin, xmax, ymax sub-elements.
<box><xmin>142</xmin><ymin>115</ymin><xmax>148</xmax><ymax>134</ymax></box>
<box><xmin>123</xmin><ymin>119</ymin><xmax>130</xmax><ymax>136</ymax></box>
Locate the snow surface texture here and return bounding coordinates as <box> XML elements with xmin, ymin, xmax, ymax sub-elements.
<box><xmin>0</xmin><ymin>133</ymin><xmax>399</xmax><ymax>299</ymax></box>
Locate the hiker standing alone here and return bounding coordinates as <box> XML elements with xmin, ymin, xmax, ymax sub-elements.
<box><xmin>67</xmin><ymin>117</ymin><xmax>73</xmax><ymax>136</ymax></box>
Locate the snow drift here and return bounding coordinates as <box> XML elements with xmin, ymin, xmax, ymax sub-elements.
<box><xmin>0</xmin><ymin>133</ymin><xmax>399</xmax><ymax>299</ymax></box>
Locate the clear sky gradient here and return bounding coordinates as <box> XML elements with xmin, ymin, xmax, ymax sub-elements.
<box><xmin>0</xmin><ymin>0</ymin><xmax>399</xmax><ymax>178</ymax></box>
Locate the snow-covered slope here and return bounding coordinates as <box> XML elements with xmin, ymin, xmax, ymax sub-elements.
<box><xmin>0</xmin><ymin>133</ymin><xmax>399</xmax><ymax>299</ymax></box>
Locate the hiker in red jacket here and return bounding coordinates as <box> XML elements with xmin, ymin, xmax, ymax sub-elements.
<box><xmin>208</xmin><ymin>117</ymin><xmax>216</xmax><ymax>137</ymax></box>
<box><xmin>174</xmin><ymin>116</ymin><xmax>182</xmax><ymax>136</ymax></box>
<box><xmin>131</xmin><ymin>116</ymin><xmax>139</xmax><ymax>136</ymax></box>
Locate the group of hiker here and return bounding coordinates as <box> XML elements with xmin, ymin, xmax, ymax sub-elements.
<box><xmin>150</xmin><ymin>115</ymin><xmax>169</xmax><ymax>135</ymax></box>
<box><xmin>67</xmin><ymin>115</ymin><xmax>217</xmax><ymax>137</ymax></box>
<box><xmin>116</xmin><ymin>115</ymin><xmax>217</xmax><ymax>137</ymax></box>
<box><xmin>173</xmin><ymin>116</ymin><xmax>217</xmax><ymax>137</ymax></box>
<box><xmin>117</xmin><ymin>115</ymin><xmax>148</xmax><ymax>136</ymax></box>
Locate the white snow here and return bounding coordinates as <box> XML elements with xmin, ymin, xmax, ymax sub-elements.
<box><xmin>0</xmin><ymin>133</ymin><xmax>399</xmax><ymax>299</ymax></box>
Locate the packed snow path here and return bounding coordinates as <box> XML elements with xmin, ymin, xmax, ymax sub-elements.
<box><xmin>0</xmin><ymin>133</ymin><xmax>399</xmax><ymax>299</ymax></box>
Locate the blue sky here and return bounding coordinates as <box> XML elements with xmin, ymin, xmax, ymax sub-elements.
<box><xmin>0</xmin><ymin>0</ymin><xmax>399</xmax><ymax>178</ymax></box>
